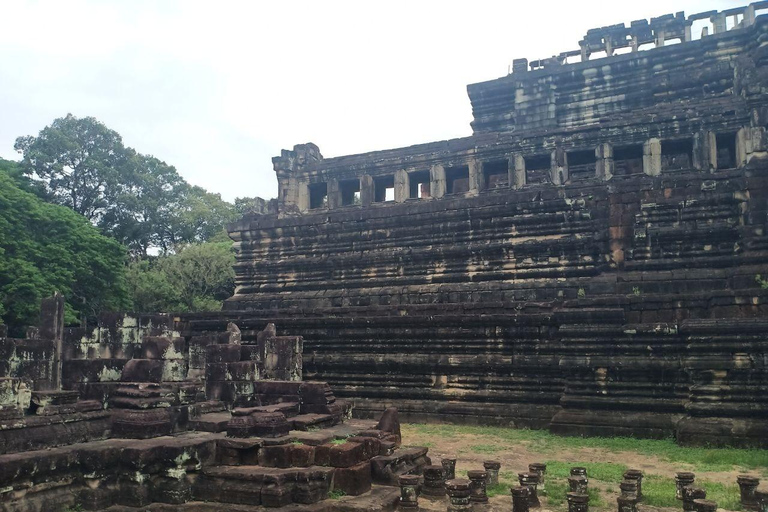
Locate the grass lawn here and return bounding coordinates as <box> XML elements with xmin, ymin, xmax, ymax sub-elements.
<box><xmin>402</xmin><ymin>423</ymin><xmax>767</xmax><ymax>511</ymax></box>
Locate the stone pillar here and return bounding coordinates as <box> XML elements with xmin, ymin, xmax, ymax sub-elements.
<box><xmin>571</xmin><ymin>467</ymin><xmax>588</xmax><ymax>479</ymax></box>
<box><xmin>422</xmin><ymin>465</ymin><xmax>446</xmax><ymax>496</ymax></box>
<box><xmin>745</xmin><ymin>5</ymin><xmax>756</xmax><ymax>27</ymax></box>
<box><xmin>551</xmin><ymin>148</ymin><xmax>568</xmax><ymax>185</ymax></box>
<box><xmin>529</xmin><ymin>463</ymin><xmax>547</xmax><ymax>484</ymax></box>
<box><xmin>618</xmin><ymin>496</ymin><xmax>638</xmax><ymax>512</ymax></box>
<box><xmin>620</xmin><ymin>479</ymin><xmax>639</xmax><ymax>500</ymax></box>
<box><xmin>518</xmin><ymin>472</ymin><xmax>541</xmax><ymax>508</ymax></box>
<box><xmin>278</xmin><ymin>176</ymin><xmax>299</xmax><ymax>210</ymax></box>
<box><xmin>643</xmin><ymin>138</ymin><xmax>662</xmax><ymax>176</ymax></box>
<box><xmin>675</xmin><ymin>473</ymin><xmax>696</xmax><ymax>501</ymax></box>
<box><xmin>442</xmin><ymin>458</ymin><xmax>457</xmax><ymax>480</ymax></box>
<box><xmin>738</xmin><ymin>476</ymin><xmax>760</xmax><ymax>511</ymax></box>
<box><xmin>655</xmin><ymin>28</ymin><xmax>666</xmax><ymax>47</ymax></box>
<box><xmin>297</xmin><ymin>181</ymin><xmax>310</xmax><ymax>212</ymax></box>
<box><xmin>683</xmin><ymin>487</ymin><xmax>707</xmax><ymax>512</ymax></box>
<box><xmin>468</xmin><ymin>158</ymin><xmax>483</xmax><ymax>195</ymax></box>
<box><xmin>430</xmin><ymin>164</ymin><xmax>446</xmax><ymax>199</ymax></box>
<box><xmin>467</xmin><ymin>470</ymin><xmax>488</xmax><ymax>503</ymax></box>
<box><xmin>512</xmin><ymin>486</ymin><xmax>531</xmax><ymax>512</ymax></box>
<box><xmin>394</xmin><ymin>169</ymin><xmax>409</xmax><ymax>203</ymax></box>
<box><xmin>623</xmin><ymin>470</ymin><xmax>643</xmax><ymax>501</ymax></box>
<box><xmin>398</xmin><ymin>474</ymin><xmax>420</xmax><ymax>509</ymax></box>
<box><xmin>360</xmin><ymin>175</ymin><xmax>374</xmax><ymax>207</ymax></box>
<box><xmin>568</xmin><ymin>492</ymin><xmax>590</xmax><ymax>512</ymax></box>
<box><xmin>513</xmin><ymin>153</ymin><xmax>526</xmax><ymax>189</ymax></box>
<box><xmin>737</xmin><ymin>127</ymin><xmax>750</xmax><ymax>167</ymax></box>
<box><xmin>484</xmin><ymin>461</ymin><xmax>501</xmax><ymax>487</ymax></box>
<box><xmin>693</xmin><ymin>131</ymin><xmax>716</xmax><ymax>171</ymax></box>
<box><xmin>569</xmin><ymin>475</ymin><xmax>588</xmax><ymax>494</ymax></box>
<box><xmin>712</xmin><ymin>13</ymin><xmax>727</xmax><ymax>34</ymax></box>
<box><xmin>446</xmin><ymin>479</ymin><xmax>472</xmax><ymax>512</ymax></box>
<box><xmin>694</xmin><ymin>499</ymin><xmax>717</xmax><ymax>512</ymax></box>
<box><xmin>39</xmin><ymin>292</ymin><xmax>64</xmax><ymax>391</ymax></box>
<box><xmin>596</xmin><ymin>143</ymin><xmax>614</xmax><ymax>180</ymax></box>
<box><xmin>327</xmin><ymin>178</ymin><xmax>341</xmax><ymax>209</ymax></box>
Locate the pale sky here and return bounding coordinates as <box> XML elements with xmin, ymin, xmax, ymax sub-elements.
<box><xmin>0</xmin><ymin>0</ymin><xmax>741</xmax><ymax>201</ymax></box>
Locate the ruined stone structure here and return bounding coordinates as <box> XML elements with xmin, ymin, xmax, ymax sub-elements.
<box><xmin>0</xmin><ymin>300</ymin><xmax>428</xmax><ymax>511</ymax></box>
<box><xmin>217</xmin><ymin>3</ymin><xmax>768</xmax><ymax>447</ymax></box>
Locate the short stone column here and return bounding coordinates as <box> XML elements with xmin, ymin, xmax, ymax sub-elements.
<box><xmin>484</xmin><ymin>461</ymin><xmax>501</xmax><ymax>487</ymax></box>
<box><xmin>512</xmin><ymin>486</ymin><xmax>531</xmax><ymax>512</ymax></box>
<box><xmin>394</xmin><ymin>169</ymin><xmax>409</xmax><ymax>203</ymax></box>
<box><xmin>568</xmin><ymin>492</ymin><xmax>590</xmax><ymax>512</ymax></box>
<box><xmin>398</xmin><ymin>474</ymin><xmax>420</xmax><ymax>509</ymax></box>
<box><xmin>513</xmin><ymin>153</ymin><xmax>525</xmax><ymax>189</ymax></box>
<box><xmin>617</xmin><ymin>496</ymin><xmax>639</xmax><ymax>512</ymax></box>
<box><xmin>693</xmin><ymin>499</ymin><xmax>718</xmax><ymax>512</ymax></box>
<box><xmin>738</xmin><ymin>475</ymin><xmax>760</xmax><ymax>511</ymax></box>
<box><xmin>683</xmin><ymin>487</ymin><xmax>707</xmax><ymax>512</ymax></box>
<box><xmin>441</xmin><ymin>458</ymin><xmax>457</xmax><ymax>480</ymax></box>
<box><xmin>675</xmin><ymin>472</ymin><xmax>696</xmax><ymax>500</ymax></box>
<box><xmin>467</xmin><ymin>470</ymin><xmax>488</xmax><ymax>503</ymax></box>
<box><xmin>619</xmin><ymin>479</ymin><xmax>638</xmax><ymax>500</ymax></box>
<box><xmin>430</xmin><ymin>164</ymin><xmax>446</xmax><ymax>199</ymax></box>
<box><xmin>445</xmin><ymin>479</ymin><xmax>472</xmax><ymax>512</ymax></box>
<box><xmin>571</xmin><ymin>467</ymin><xmax>588</xmax><ymax>479</ymax></box>
<box><xmin>423</xmin><ymin>465</ymin><xmax>446</xmax><ymax>496</ymax></box>
<box><xmin>623</xmin><ymin>470</ymin><xmax>643</xmax><ymax>500</ymax></box>
<box><xmin>756</xmin><ymin>491</ymin><xmax>768</xmax><ymax>512</ymax></box>
<box><xmin>529</xmin><ymin>463</ymin><xmax>547</xmax><ymax>484</ymax></box>
<box><xmin>643</xmin><ymin>138</ymin><xmax>662</xmax><ymax>176</ymax></box>
<box><xmin>518</xmin><ymin>472</ymin><xmax>541</xmax><ymax>508</ymax></box>
<box><xmin>569</xmin><ymin>475</ymin><xmax>588</xmax><ymax>495</ymax></box>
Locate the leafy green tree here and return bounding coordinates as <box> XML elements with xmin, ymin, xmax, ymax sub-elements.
<box><xmin>14</xmin><ymin>114</ymin><xmax>132</xmax><ymax>221</ymax></box>
<box><xmin>126</xmin><ymin>242</ymin><xmax>234</xmax><ymax>313</ymax></box>
<box><xmin>16</xmin><ymin>115</ymin><xmax>239</xmax><ymax>257</ymax></box>
<box><xmin>0</xmin><ymin>167</ymin><xmax>129</xmax><ymax>334</ymax></box>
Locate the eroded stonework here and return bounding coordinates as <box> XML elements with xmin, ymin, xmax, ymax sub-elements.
<box><xmin>219</xmin><ymin>3</ymin><xmax>768</xmax><ymax>447</ymax></box>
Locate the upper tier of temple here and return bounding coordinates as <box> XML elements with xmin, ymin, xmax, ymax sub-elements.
<box><xmin>263</xmin><ymin>2</ymin><xmax>768</xmax><ymax>216</ymax></box>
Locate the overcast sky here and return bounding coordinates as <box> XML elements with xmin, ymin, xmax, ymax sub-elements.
<box><xmin>0</xmin><ymin>0</ymin><xmax>741</xmax><ymax>201</ymax></box>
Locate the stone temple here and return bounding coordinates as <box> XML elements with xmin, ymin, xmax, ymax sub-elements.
<box><xmin>1</xmin><ymin>3</ymin><xmax>768</xmax><ymax>511</ymax></box>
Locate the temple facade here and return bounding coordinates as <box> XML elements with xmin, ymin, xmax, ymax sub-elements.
<box><xmin>219</xmin><ymin>3</ymin><xmax>768</xmax><ymax>446</ymax></box>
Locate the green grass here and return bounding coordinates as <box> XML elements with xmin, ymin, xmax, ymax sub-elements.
<box><xmin>331</xmin><ymin>438</ymin><xmax>347</xmax><ymax>445</ymax></box>
<box><xmin>544</xmin><ymin>461</ymin><xmax>629</xmax><ymax>482</ymax></box>
<box><xmin>406</xmin><ymin>423</ymin><xmax>768</xmax><ymax>472</ymax></box>
<box><xmin>471</xmin><ymin>444</ymin><xmax>502</xmax><ymax>454</ymax></box>
<box><xmin>328</xmin><ymin>489</ymin><xmax>346</xmax><ymax>499</ymax></box>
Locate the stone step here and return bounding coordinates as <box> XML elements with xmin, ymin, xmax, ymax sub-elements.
<box><xmin>290</xmin><ymin>413</ymin><xmax>335</xmax><ymax>431</ymax></box>
<box><xmin>189</xmin><ymin>412</ymin><xmax>231</xmax><ymax>433</ymax></box>
<box><xmin>195</xmin><ymin>465</ymin><xmax>335</xmax><ymax>506</ymax></box>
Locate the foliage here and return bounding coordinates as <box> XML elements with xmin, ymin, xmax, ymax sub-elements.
<box><xmin>0</xmin><ymin>166</ymin><xmax>129</xmax><ymax>334</ymax></box>
<box><xmin>328</xmin><ymin>489</ymin><xmax>346</xmax><ymax>500</ymax></box>
<box><xmin>126</xmin><ymin>242</ymin><xmax>235</xmax><ymax>313</ymax></box>
<box><xmin>15</xmin><ymin>115</ymin><xmax>240</xmax><ymax>257</ymax></box>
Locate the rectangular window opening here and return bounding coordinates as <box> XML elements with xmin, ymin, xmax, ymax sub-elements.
<box><xmin>716</xmin><ymin>132</ymin><xmax>737</xmax><ymax>170</ymax></box>
<box><xmin>308</xmin><ymin>182</ymin><xmax>328</xmax><ymax>210</ymax></box>
<box><xmin>567</xmin><ymin>149</ymin><xmax>597</xmax><ymax>182</ymax></box>
<box><xmin>373</xmin><ymin>175</ymin><xmax>395</xmax><ymax>203</ymax></box>
<box><xmin>614</xmin><ymin>145</ymin><xmax>644</xmax><ymax>176</ymax></box>
<box><xmin>525</xmin><ymin>154</ymin><xmax>551</xmax><ymax>185</ymax></box>
<box><xmin>661</xmin><ymin>139</ymin><xmax>693</xmax><ymax>171</ymax></box>
<box><xmin>484</xmin><ymin>160</ymin><xmax>509</xmax><ymax>189</ymax></box>
<box><xmin>340</xmin><ymin>179</ymin><xmax>361</xmax><ymax>206</ymax></box>
<box><xmin>408</xmin><ymin>170</ymin><xmax>431</xmax><ymax>199</ymax></box>
<box><xmin>445</xmin><ymin>165</ymin><xmax>470</xmax><ymax>195</ymax></box>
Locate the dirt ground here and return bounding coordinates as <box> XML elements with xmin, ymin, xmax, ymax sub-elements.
<box><xmin>400</xmin><ymin>425</ymin><xmax>766</xmax><ymax>512</ymax></box>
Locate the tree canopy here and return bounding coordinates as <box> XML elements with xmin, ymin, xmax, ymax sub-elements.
<box><xmin>0</xmin><ymin>161</ymin><xmax>129</xmax><ymax>335</ymax></box>
<box><xmin>15</xmin><ymin>114</ymin><xmax>240</xmax><ymax>258</ymax></box>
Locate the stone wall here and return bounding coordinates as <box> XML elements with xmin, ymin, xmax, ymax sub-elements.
<box><xmin>216</xmin><ymin>6</ymin><xmax>768</xmax><ymax>446</ymax></box>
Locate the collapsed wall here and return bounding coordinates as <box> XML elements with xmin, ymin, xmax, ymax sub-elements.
<box><xmin>216</xmin><ymin>4</ymin><xmax>768</xmax><ymax>446</ymax></box>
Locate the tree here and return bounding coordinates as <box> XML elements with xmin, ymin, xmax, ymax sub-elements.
<box><xmin>14</xmin><ymin>114</ymin><xmax>132</xmax><ymax>222</ymax></box>
<box><xmin>16</xmin><ymin>115</ymin><xmax>240</xmax><ymax>257</ymax></box>
<box><xmin>126</xmin><ymin>242</ymin><xmax>235</xmax><ymax>313</ymax></box>
<box><xmin>0</xmin><ymin>167</ymin><xmax>129</xmax><ymax>335</ymax></box>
